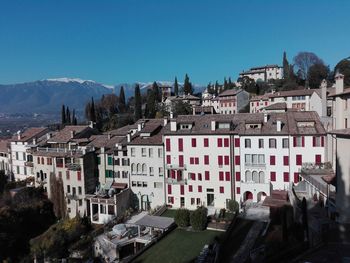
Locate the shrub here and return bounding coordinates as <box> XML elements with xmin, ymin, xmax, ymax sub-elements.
<box><xmin>190</xmin><ymin>207</ymin><xmax>208</xmax><ymax>231</ymax></box>
<box><xmin>174</xmin><ymin>208</ymin><xmax>190</xmax><ymax>227</ymax></box>
<box><xmin>228</xmin><ymin>199</ymin><xmax>239</xmax><ymax>213</ymax></box>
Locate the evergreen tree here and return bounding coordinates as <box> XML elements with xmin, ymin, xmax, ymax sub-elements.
<box><xmin>174</xmin><ymin>77</ymin><xmax>179</xmax><ymax>96</ymax></box>
<box><xmin>61</xmin><ymin>105</ymin><xmax>66</xmax><ymax>125</ymax></box>
<box><xmin>223</xmin><ymin>77</ymin><xmax>228</xmax><ymax>90</ymax></box>
<box><xmin>90</xmin><ymin>97</ymin><xmax>96</xmax><ymax>123</ymax></box>
<box><xmin>71</xmin><ymin>109</ymin><xmax>76</xmax><ymax>125</ymax></box>
<box><xmin>66</xmin><ymin>107</ymin><xmax>71</xmax><ymax>125</ymax></box>
<box><xmin>134</xmin><ymin>84</ymin><xmax>142</xmax><ymax>121</ymax></box>
<box><xmin>119</xmin><ymin>86</ymin><xmax>126</xmax><ymax>113</ymax></box>
<box><xmin>214</xmin><ymin>81</ymin><xmax>219</xmax><ymax>96</ymax></box>
<box><xmin>183</xmin><ymin>74</ymin><xmax>193</xmax><ymax>95</ymax></box>
<box><xmin>283</xmin><ymin>51</ymin><xmax>290</xmax><ymax>81</ymax></box>
<box><xmin>146</xmin><ymin>89</ymin><xmax>156</xmax><ymax>118</ymax></box>
<box><xmin>152</xmin><ymin>81</ymin><xmax>160</xmax><ymax>102</ymax></box>
<box><xmin>228</xmin><ymin>77</ymin><xmax>233</xmax><ymax>89</ymax></box>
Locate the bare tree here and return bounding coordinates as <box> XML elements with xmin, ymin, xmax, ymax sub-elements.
<box><xmin>293</xmin><ymin>52</ymin><xmax>323</xmax><ymax>80</ymax></box>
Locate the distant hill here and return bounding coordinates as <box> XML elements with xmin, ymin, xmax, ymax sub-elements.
<box><xmin>0</xmin><ymin>78</ymin><xmax>205</xmax><ymax>114</ymax></box>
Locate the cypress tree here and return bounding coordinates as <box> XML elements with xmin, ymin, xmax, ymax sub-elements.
<box><xmin>183</xmin><ymin>74</ymin><xmax>193</xmax><ymax>95</ymax></box>
<box><xmin>224</xmin><ymin>77</ymin><xmax>228</xmax><ymax>90</ymax></box>
<box><xmin>61</xmin><ymin>105</ymin><xmax>66</xmax><ymax>125</ymax></box>
<box><xmin>174</xmin><ymin>77</ymin><xmax>179</xmax><ymax>96</ymax></box>
<box><xmin>90</xmin><ymin>97</ymin><xmax>96</xmax><ymax>122</ymax></box>
<box><xmin>283</xmin><ymin>51</ymin><xmax>290</xmax><ymax>81</ymax></box>
<box><xmin>119</xmin><ymin>86</ymin><xmax>126</xmax><ymax>113</ymax></box>
<box><xmin>134</xmin><ymin>84</ymin><xmax>142</xmax><ymax>121</ymax></box>
<box><xmin>146</xmin><ymin>89</ymin><xmax>156</xmax><ymax>118</ymax></box>
<box><xmin>71</xmin><ymin>109</ymin><xmax>76</xmax><ymax>125</ymax></box>
<box><xmin>66</xmin><ymin>106</ymin><xmax>71</xmax><ymax>124</ymax></box>
<box><xmin>152</xmin><ymin>81</ymin><xmax>160</xmax><ymax>102</ymax></box>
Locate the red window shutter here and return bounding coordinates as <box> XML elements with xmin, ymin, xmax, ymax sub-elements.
<box><xmin>66</xmin><ymin>171</ymin><xmax>70</xmax><ymax>180</ymax></box>
<box><xmin>315</xmin><ymin>154</ymin><xmax>321</xmax><ymax>164</ymax></box>
<box><xmin>225</xmin><ymin>172</ymin><xmax>230</xmax><ymax>181</ymax></box>
<box><xmin>37</xmin><ymin>157</ymin><xmax>40</xmax><ymax>164</ymax></box>
<box><xmin>192</xmin><ymin>138</ymin><xmax>196</xmax><ymax>147</ymax></box>
<box><xmin>178</xmin><ymin>138</ymin><xmax>183</xmax><ymax>152</ymax></box>
<box><xmin>77</xmin><ymin>171</ymin><xmax>81</xmax><ymax>181</ymax></box>
<box><xmin>220</xmin><ymin>186</ymin><xmax>224</xmax><ymax>193</ymax></box>
<box><xmin>296</xmin><ymin>154</ymin><xmax>302</xmax><ymax>165</ymax></box>
<box><xmin>166</xmin><ymin>138</ymin><xmax>171</xmax><ymax>152</ymax></box>
<box><xmin>204</xmin><ymin>155</ymin><xmax>209</xmax><ymax>165</ymax></box>
<box><xmin>302</xmin><ymin>136</ymin><xmax>305</xmax><ymax>147</ymax></box>
<box><xmin>190</xmin><ymin>157</ymin><xmax>194</xmax><ymax>164</ymax></box>
<box><xmin>171</xmin><ymin>170</ymin><xmax>176</xmax><ymax>178</ymax></box>
<box><xmin>224</xmin><ymin>138</ymin><xmax>229</xmax><ymax>147</ymax></box>
<box><xmin>294</xmin><ymin>173</ymin><xmax>299</xmax><ymax>183</ymax></box>
<box><xmin>283</xmin><ymin>156</ymin><xmax>289</xmax><ymax>166</ymax></box>
<box><xmin>237</xmin><ymin>187</ymin><xmax>241</xmax><ymax>194</ymax></box>
<box><xmin>168</xmin><ymin>185</ymin><xmax>172</xmax><ymax>194</ymax></box>
<box><xmin>204</xmin><ymin>138</ymin><xmax>209</xmax><ymax>147</ymax></box>
<box><xmin>41</xmin><ymin>157</ymin><xmax>44</xmax><ymax>164</ymax></box>
<box><xmin>321</xmin><ymin>136</ymin><xmax>325</xmax><ymax>147</ymax></box>
<box><xmin>196</xmin><ymin>158</ymin><xmax>199</xmax><ymax>164</ymax></box>
<box><xmin>192</xmin><ymin>173</ymin><xmax>196</xmax><ymax>180</ymax></box>
<box><xmin>235</xmin><ymin>172</ymin><xmax>241</xmax><ymax>181</ymax></box>
<box><xmin>198</xmin><ymin>186</ymin><xmax>202</xmax><ymax>192</ymax></box>
<box><xmin>217</xmin><ymin>138</ymin><xmax>222</xmax><ymax>147</ymax></box>
<box><xmin>205</xmin><ymin>171</ymin><xmax>210</xmax><ymax>180</ymax></box>
<box><xmin>235</xmin><ymin>156</ymin><xmax>240</xmax><ymax>165</ymax></box>
<box><xmin>189</xmin><ymin>185</ymin><xmax>193</xmax><ymax>192</ymax></box>
<box><xmin>179</xmin><ymin>155</ymin><xmax>184</xmax><ymax>167</ymax></box>
<box><xmin>171</xmin><ymin>197</ymin><xmax>174</xmax><ymax>204</ymax></box>
<box><xmin>270</xmin><ymin>172</ymin><xmax>276</xmax><ymax>181</ymax></box>
<box><xmin>219</xmin><ymin>171</ymin><xmax>224</xmax><ymax>181</ymax></box>
<box><xmin>293</xmin><ymin>137</ymin><xmax>296</xmax><ymax>147</ymax></box>
<box><xmin>218</xmin><ymin>156</ymin><xmax>223</xmax><ymax>165</ymax></box>
<box><xmin>256</xmin><ymin>102</ymin><xmax>259</xmax><ymax>106</ymax></box>
<box><xmin>166</xmin><ymin>155</ymin><xmax>171</xmax><ymax>164</ymax></box>
<box><xmin>177</xmin><ymin>171</ymin><xmax>181</xmax><ymax>181</ymax></box>
<box><xmin>270</xmin><ymin>155</ymin><xmax>275</xmax><ymax>165</ymax></box>
<box><xmin>312</xmin><ymin>136</ymin><xmax>316</xmax><ymax>147</ymax></box>
<box><xmin>180</xmin><ymin>185</ymin><xmax>184</xmax><ymax>195</ymax></box>
<box><xmin>283</xmin><ymin>172</ymin><xmax>289</xmax><ymax>182</ymax></box>
<box><xmin>198</xmin><ymin>173</ymin><xmax>202</xmax><ymax>181</ymax></box>
<box><xmin>235</xmin><ymin>138</ymin><xmax>240</xmax><ymax>147</ymax></box>
<box><xmin>224</xmin><ymin>156</ymin><xmax>229</xmax><ymax>165</ymax></box>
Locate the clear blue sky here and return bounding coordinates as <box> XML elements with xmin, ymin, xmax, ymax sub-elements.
<box><xmin>0</xmin><ymin>0</ymin><xmax>349</xmax><ymax>85</ymax></box>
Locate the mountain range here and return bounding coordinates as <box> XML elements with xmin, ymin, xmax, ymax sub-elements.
<box><xmin>0</xmin><ymin>78</ymin><xmax>205</xmax><ymax>115</ymax></box>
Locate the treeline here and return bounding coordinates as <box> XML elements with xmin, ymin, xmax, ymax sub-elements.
<box><xmin>61</xmin><ymin>104</ymin><xmax>77</xmax><ymax>125</ymax></box>
<box><xmin>206</xmin><ymin>77</ymin><xmax>237</xmax><ymax>96</ymax></box>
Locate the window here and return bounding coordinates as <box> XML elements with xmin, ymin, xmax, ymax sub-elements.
<box><xmin>219</xmin><ymin>171</ymin><xmax>224</xmax><ymax>181</ymax></box>
<box><xmin>220</xmin><ymin>187</ymin><xmax>224</xmax><ymax>193</ymax></box>
<box><xmin>66</xmin><ymin>171</ymin><xmax>70</xmax><ymax>180</ymax></box>
<box><xmin>246</xmin><ymin>171</ymin><xmax>252</xmax><ymax>182</ymax></box>
<box><xmin>78</xmin><ymin>186</ymin><xmax>82</xmax><ymax>195</ymax></box>
<box><xmin>167</xmin><ymin>184</ymin><xmax>172</xmax><ymax>194</ymax></box>
<box><xmin>198</xmin><ymin>173</ymin><xmax>202</xmax><ymax>181</ymax></box>
<box><xmin>218</xmin><ymin>156</ymin><xmax>223</xmax><ymax>166</ymax></box>
<box><xmin>77</xmin><ymin>171</ymin><xmax>81</xmax><ymax>181</ymax></box>
<box><xmin>191</xmin><ymin>138</ymin><xmax>197</xmax><ymax>147</ymax></box>
<box><xmin>189</xmin><ymin>185</ymin><xmax>193</xmax><ymax>192</ymax></box>
<box><xmin>245</xmin><ymin>154</ymin><xmax>252</xmax><ymax>164</ymax></box>
<box><xmin>269</xmin><ymin>139</ymin><xmax>276</xmax><ymax>148</ymax></box>
<box><xmin>47</xmin><ymin>158</ymin><xmax>52</xmax><ymax>165</ymax></box>
<box><xmin>141</xmin><ymin>148</ymin><xmax>147</xmax><ymax>157</ymax></box>
<box><xmin>258</xmin><ymin>139</ymin><xmax>264</xmax><ymax>148</ymax></box>
<box><xmin>198</xmin><ymin>186</ymin><xmax>202</xmax><ymax>192</ymax></box>
<box><xmin>313</xmin><ymin>136</ymin><xmax>323</xmax><ymax>147</ymax></box>
<box><xmin>217</xmin><ymin>138</ymin><xmax>223</xmax><ymax>147</ymax></box>
<box><xmin>205</xmin><ymin>171</ymin><xmax>210</xmax><ymax>180</ymax></box>
<box><xmin>283</xmin><ymin>172</ymin><xmax>289</xmax><ymax>182</ymax></box>
<box><xmin>236</xmin><ymin>187</ymin><xmax>240</xmax><ymax>194</ymax></box>
<box><xmin>131</xmin><ymin>148</ymin><xmax>135</xmax><ymax>157</ymax></box>
<box><xmin>235</xmin><ymin>156</ymin><xmax>240</xmax><ymax>165</ymax></box>
<box><xmin>235</xmin><ymin>138</ymin><xmax>240</xmax><ymax>147</ymax></box>
<box><xmin>158</xmin><ymin>148</ymin><xmax>163</xmax><ymax>158</ymax></box>
<box><xmin>166</xmin><ymin>139</ymin><xmax>171</xmax><ymax>152</ymax></box>
<box><xmin>196</xmin><ymin>198</ymin><xmax>201</xmax><ymax>205</ymax></box>
<box><xmin>293</xmin><ymin>136</ymin><xmax>304</xmax><ymax>147</ymax></box>
<box><xmin>15</xmin><ymin>152</ymin><xmax>19</xmax><ymax>161</ymax></box>
<box><xmin>252</xmin><ymin>171</ymin><xmax>259</xmax><ymax>183</ymax></box>
<box><xmin>315</xmin><ymin>154</ymin><xmax>321</xmax><ymax>164</ymax></box>
<box><xmin>191</xmin><ymin>198</ymin><xmax>195</xmax><ymax>205</ymax></box>
<box><xmin>204</xmin><ymin>138</ymin><xmax>209</xmax><ymax>147</ymax></box>
<box><xmin>235</xmin><ymin>172</ymin><xmax>241</xmax><ymax>181</ymax></box>
<box><xmin>149</xmin><ymin>148</ymin><xmax>154</xmax><ymax>157</ymax></box>
<box><xmin>225</xmin><ymin>172</ymin><xmax>230</xmax><ymax>181</ymax></box>
<box><xmin>224</xmin><ymin>156</ymin><xmax>229</xmax><ymax>165</ymax></box>
<box><xmin>270</xmin><ymin>155</ymin><xmax>275</xmax><ymax>165</ymax></box>
<box><xmin>166</xmin><ymin>155</ymin><xmax>171</xmax><ymax>164</ymax></box>
<box><xmin>296</xmin><ymin>155</ymin><xmax>302</xmax><ymax>165</ymax></box>
<box><xmin>67</xmin><ymin>185</ymin><xmax>71</xmax><ymax>193</ymax></box>
<box><xmin>283</xmin><ymin>156</ymin><xmax>289</xmax><ymax>166</ymax></box>
<box><xmin>270</xmin><ymin>172</ymin><xmax>276</xmax><ymax>181</ymax></box>
<box><xmin>142</xmin><ymin>164</ymin><xmax>147</xmax><ymax>174</ymax></box>
<box><xmin>224</xmin><ymin>138</ymin><xmax>229</xmax><ymax>147</ymax></box>
<box><xmin>158</xmin><ymin>167</ymin><xmax>163</xmax><ymax>176</ymax></box>
<box><xmin>294</xmin><ymin>173</ymin><xmax>300</xmax><ymax>183</ymax></box>
<box><xmin>245</xmin><ymin>139</ymin><xmax>251</xmax><ymax>148</ymax></box>
<box><xmin>282</xmin><ymin>138</ymin><xmax>289</xmax><ymax>148</ymax></box>
<box><xmin>149</xmin><ymin>167</ymin><xmax>154</xmax><ymax>176</ymax></box>
<box><xmin>107</xmin><ymin>156</ymin><xmax>113</xmax><ymax>165</ymax></box>
<box><xmin>204</xmin><ymin>155</ymin><xmax>209</xmax><ymax>165</ymax></box>
<box><xmin>178</xmin><ymin>138</ymin><xmax>183</xmax><ymax>152</ymax></box>
<box><xmin>179</xmin><ymin>155</ymin><xmax>184</xmax><ymax>167</ymax></box>
<box><xmin>259</xmin><ymin>171</ymin><xmax>264</xmax><ymax>183</ymax></box>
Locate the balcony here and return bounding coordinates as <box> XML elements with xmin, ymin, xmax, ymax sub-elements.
<box><xmin>25</xmin><ymin>161</ymin><xmax>33</xmax><ymax>167</ymax></box>
<box><xmin>244</xmin><ymin>163</ymin><xmax>266</xmax><ymax>169</ymax></box>
<box><xmin>165</xmin><ymin>164</ymin><xmax>187</xmax><ymax>170</ymax></box>
<box><xmin>66</xmin><ymin>163</ymin><xmax>81</xmax><ymax>171</ymax></box>
<box><xmin>240</xmin><ymin>180</ymin><xmax>271</xmax><ymax>196</ymax></box>
<box><xmin>166</xmin><ymin>177</ymin><xmax>187</xmax><ymax>185</ymax></box>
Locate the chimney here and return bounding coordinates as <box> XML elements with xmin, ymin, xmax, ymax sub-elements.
<box><xmin>89</xmin><ymin>121</ymin><xmax>94</xmax><ymax>128</ymax></box>
<box><xmin>211</xmin><ymin>120</ymin><xmax>216</xmax><ymax>131</ymax></box>
<box><xmin>170</xmin><ymin>120</ymin><xmax>177</xmax><ymax>131</ymax></box>
<box><xmin>264</xmin><ymin>113</ymin><xmax>269</xmax><ymax>123</ymax></box>
<box><xmin>101</xmin><ymin>147</ymin><xmax>105</xmax><ymax>154</ymax></box>
<box><xmin>276</xmin><ymin>120</ymin><xmax>282</xmax><ymax>132</ymax></box>
<box><xmin>127</xmin><ymin>132</ymin><xmax>131</xmax><ymax>143</ymax></box>
<box><xmin>192</xmin><ymin>107</ymin><xmax>196</xmax><ymax>115</ymax></box>
<box><xmin>70</xmin><ymin>130</ymin><xmax>75</xmax><ymax>138</ymax></box>
<box><xmin>17</xmin><ymin>131</ymin><xmax>21</xmax><ymax>140</ymax></box>
<box><xmin>321</xmin><ymin>79</ymin><xmax>327</xmax><ymax>117</ymax></box>
<box><xmin>137</xmin><ymin>123</ymin><xmax>142</xmax><ymax>132</ymax></box>
<box><xmin>46</xmin><ymin>133</ymin><xmax>51</xmax><ymax>140</ymax></box>
<box><xmin>32</xmin><ymin>138</ymin><xmax>37</xmax><ymax>145</ymax></box>
<box><xmin>163</xmin><ymin>118</ymin><xmax>168</xmax><ymax>126</ymax></box>
<box><xmin>335</xmin><ymin>73</ymin><xmax>344</xmax><ymax>95</ymax></box>
<box><xmin>107</xmin><ymin>133</ymin><xmax>111</xmax><ymax>140</ymax></box>
<box><xmin>170</xmin><ymin>112</ymin><xmax>174</xmax><ymax>119</ymax></box>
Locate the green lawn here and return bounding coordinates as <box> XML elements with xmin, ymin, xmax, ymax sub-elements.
<box><xmin>133</xmin><ymin>229</ymin><xmax>221</xmax><ymax>263</ymax></box>
<box><xmin>160</xmin><ymin>209</ymin><xmax>177</xmax><ymax>218</ymax></box>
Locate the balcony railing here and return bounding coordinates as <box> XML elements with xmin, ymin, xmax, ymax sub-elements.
<box><xmin>244</xmin><ymin>163</ymin><xmax>266</xmax><ymax>169</ymax></box>
<box><xmin>166</xmin><ymin>177</ymin><xmax>187</xmax><ymax>185</ymax></box>
<box><xmin>66</xmin><ymin>163</ymin><xmax>81</xmax><ymax>171</ymax></box>
<box><xmin>35</xmin><ymin>146</ymin><xmax>95</xmax><ymax>155</ymax></box>
<box><xmin>25</xmin><ymin>161</ymin><xmax>33</xmax><ymax>167</ymax></box>
<box><xmin>165</xmin><ymin>164</ymin><xmax>187</xmax><ymax>170</ymax></box>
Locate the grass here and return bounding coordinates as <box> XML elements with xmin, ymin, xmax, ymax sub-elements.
<box><xmin>133</xmin><ymin>228</ymin><xmax>221</xmax><ymax>263</ymax></box>
<box><xmin>160</xmin><ymin>209</ymin><xmax>177</xmax><ymax>218</ymax></box>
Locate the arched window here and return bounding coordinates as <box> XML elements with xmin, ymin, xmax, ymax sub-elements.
<box><xmin>252</xmin><ymin>171</ymin><xmax>259</xmax><ymax>183</ymax></box>
<box><xmin>137</xmin><ymin>163</ymin><xmax>141</xmax><ymax>173</ymax></box>
<box><xmin>142</xmin><ymin>164</ymin><xmax>147</xmax><ymax>174</ymax></box>
<box><xmin>259</xmin><ymin>171</ymin><xmax>265</xmax><ymax>183</ymax></box>
<box><xmin>131</xmin><ymin>163</ymin><xmax>136</xmax><ymax>173</ymax></box>
<box><xmin>245</xmin><ymin>170</ymin><xmax>252</xmax><ymax>182</ymax></box>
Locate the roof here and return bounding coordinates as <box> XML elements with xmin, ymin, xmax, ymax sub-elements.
<box><xmin>107</xmin><ymin>123</ymin><xmax>138</xmax><ymax>136</ymax></box>
<box><xmin>163</xmin><ymin>111</ymin><xmax>326</xmax><ymax>136</ymax></box>
<box><xmin>329</xmin><ymin>128</ymin><xmax>350</xmax><ymax>137</ymax></box>
<box><xmin>218</xmin><ymin>89</ymin><xmax>241</xmax><ymax>97</ymax></box>
<box><xmin>167</xmin><ymin>94</ymin><xmax>201</xmax><ymax>101</ymax></box>
<box><xmin>250</xmin><ymin>94</ymin><xmax>271</xmax><ymax>101</ymax></box>
<box><xmin>269</xmin><ymin>88</ymin><xmax>317</xmax><ymax>98</ymax></box>
<box><xmin>0</xmin><ymin>140</ymin><xmax>10</xmax><ymax>152</ymax></box>
<box><xmin>327</xmin><ymin>87</ymin><xmax>350</xmax><ymax>97</ymax></box>
<box><xmin>128</xmin><ymin>119</ymin><xmax>165</xmax><ymax>145</ymax></box>
<box><xmin>262</xmin><ymin>102</ymin><xmax>287</xmax><ymax>111</ymax></box>
<box><xmin>48</xmin><ymin>125</ymin><xmax>97</xmax><ymax>144</ymax></box>
<box><xmin>134</xmin><ymin>215</ymin><xmax>175</xmax><ymax>230</ymax></box>
<box><xmin>87</xmin><ymin>134</ymin><xmax>126</xmax><ymax>151</ymax></box>
<box><xmin>12</xmin><ymin>127</ymin><xmax>48</xmax><ymax>142</ymax></box>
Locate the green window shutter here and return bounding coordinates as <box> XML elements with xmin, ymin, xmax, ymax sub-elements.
<box><xmin>108</xmin><ymin>156</ymin><xmax>113</xmax><ymax>165</ymax></box>
<box><xmin>97</xmin><ymin>157</ymin><xmax>101</xmax><ymax>165</ymax></box>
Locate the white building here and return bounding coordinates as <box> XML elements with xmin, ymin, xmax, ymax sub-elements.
<box><xmin>217</xmin><ymin>89</ymin><xmax>249</xmax><ymax>114</ymax></box>
<box><xmin>239</xmin><ymin>65</ymin><xmax>283</xmax><ymax>82</ymax></box>
<box><xmin>0</xmin><ymin>139</ymin><xmax>11</xmax><ymax>176</ymax></box>
<box><xmin>10</xmin><ymin>127</ymin><xmax>49</xmax><ymax>181</ymax></box>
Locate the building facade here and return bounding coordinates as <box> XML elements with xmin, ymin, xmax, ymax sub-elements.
<box><xmin>239</xmin><ymin>65</ymin><xmax>283</xmax><ymax>82</ymax></box>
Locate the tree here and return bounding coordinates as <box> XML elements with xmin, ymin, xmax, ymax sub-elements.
<box><xmin>293</xmin><ymin>52</ymin><xmax>323</xmax><ymax>80</ymax></box>
<box><xmin>227</xmin><ymin>199</ymin><xmax>239</xmax><ymax>213</ymax></box>
<box><xmin>283</xmin><ymin>51</ymin><xmax>290</xmax><ymax>81</ymax></box>
<box><xmin>66</xmin><ymin>106</ymin><xmax>71</xmax><ymax>125</ymax></box>
<box><xmin>50</xmin><ymin>173</ymin><xmax>66</xmax><ymax>219</ymax></box>
<box><xmin>308</xmin><ymin>63</ymin><xmax>330</xmax><ymax>88</ymax></box>
<box><xmin>152</xmin><ymin>81</ymin><xmax>161</xmax><ymax>102</ymax></box>
<box><xmin>335</xmin><ymin>58</ymin><xmax>350</xmax><ymax>86</ymax></box>
<box><xmin>145</xmin><ymin>89</ymin><xmax>156</xmax><ymax>118</ymax></box>
<box><xmin>190</xmin><ymin>207</ymin><xmax>208</xmax><ymax>231</ymax></box>
<box><xmin>174</xmin><ymin>208</ymin><xmax>190</xmax><ymax>227</ymax></box>
<box><xmin>173</xmin><ymin>101</ymin><xmax>192</xmax><ymax>116</ymax></box>
<box><xmin>183</xmin><ymin>74</ymin><xmax>193</xmax><ymax>95</ymax></box>
<box><xmin>88</xmin><ymin>97</ymin><xmax>96</xmax><ymax>123</ymax></box>
<box><xmin>119</xmin><ymin>86</ymin><xmax>126</xmax><ymax>113</ymax></box>
<box><xmin>223</xmin><ymin>77</ymin><xmax>228</xmax><ymax>90</ymax></box>
<box><xmin>0</xmin><ymin>170</ymin><xmax>7</xmax><ymax>195</ymax></box>
<box><xmin>61</xmin><ymin>105</ymin><xmax>66</xmax><ymax>125</ymax></box>
<box><xmin>134</xmin><ymin>84</ymin><xmax>142</xmax><ymax>121</ymax></box>
<box><xmin>174</xmin><ymin>77</ymin><xmax>179</xmax><ymax>96</ymax></box>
